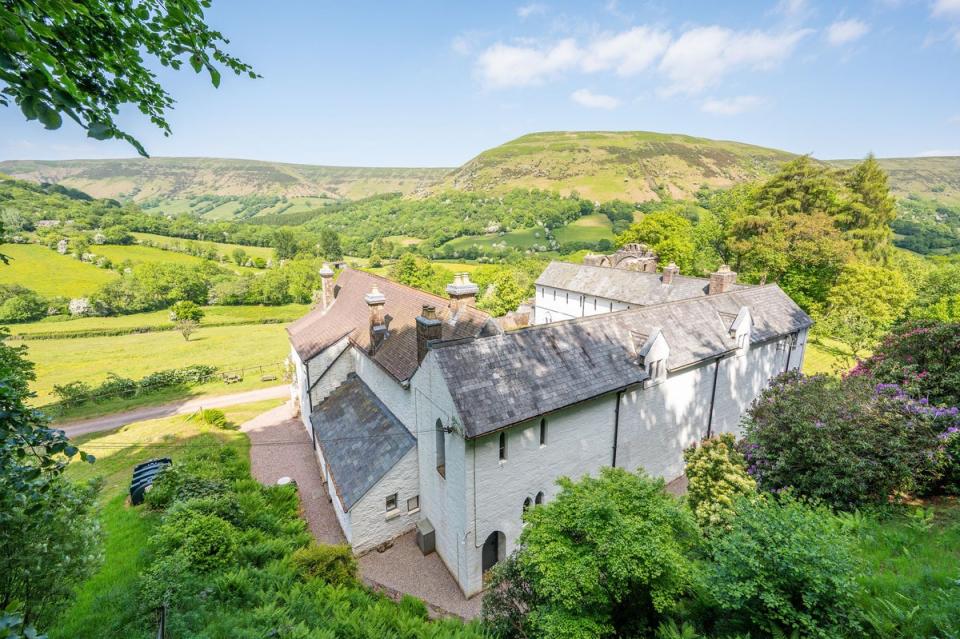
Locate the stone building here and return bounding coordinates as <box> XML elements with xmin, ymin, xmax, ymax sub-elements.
<box><xmin>287</xmin><ymin>258</ymin><xmax>810</xmax><ymax>597</ymax></box>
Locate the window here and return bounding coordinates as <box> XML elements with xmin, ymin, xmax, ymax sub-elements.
<box><xmin>539</xmin><ymin>418</ymin><xmax>547</xmax><ymax>446</ymax></box>
<box><xmin>523</xmin><ymin>497</ymin><xmax>532</xmax><ymax>512</ymax></box>
<box><xmin>609</xmin><ymin>302</ymin><xmax>613</xmax><ymax>312</ymax></box>
<box><xmin>407</xmin><ymin>495</ymin><xmax>420</xmax><ymax>513</ymax></box>
<box><xmin>385</xmin><ymin>493</ymin><xmax>398</xmax><ymax>513</ymax></box>
<box><xmin>435</xmin><ymin>419</ymin><xmax>446</xmax><ymax>478</ymax></box>
<box><xmin>593</xmin><ymin>298</ymin><xmax>597</xmax><ymax>310</ymax></box>
<box><xmin>535</xmin><ymin>491</ymin><xmax>544</xmax><ymax>505</ymax></box>
<box><xmin>565</xmin><ymin>292</ymin><xmax>569</xmax><ymax>303</ymax></box>
<box><xmin>499</xmin><ymin>431</ymin><xmax>507</xmax><ymax>461</ymax></box>
<box><xmin>552</xmin><ymin>289</ymin><xmax>556</xmax><ymax>301</ymax></box>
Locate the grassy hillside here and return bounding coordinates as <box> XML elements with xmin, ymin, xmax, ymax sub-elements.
<box><xmin>437</xmin><ymin>131</ymin><xmax>797</xmax><ymax>201</ymax></box>
<box><xmin>0</xmin><ymin>244</ymin><xmax>117</xmax><ymax>297</ymax></box>
<box><xmin>0</xmin><ymin>157</ymin><xmax>450</xmax><ymax>205</ymax></box>
<box><xmin>829</xmin><ymin>156</ymin><xmax>960</xmax><ymax>205</ymax></box>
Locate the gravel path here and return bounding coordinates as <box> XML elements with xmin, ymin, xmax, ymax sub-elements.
<box><xmin>61</xmin><ymin>385</ymin><xmax>290</xmax><ymax>438</ymax></box>
<box><xmin>241</xmin><ymin>401</ymin><xmax>482</xmax><ymax>619</ymax></box>
<box><xmin>241</xmin><ymin>402</ymin><xmax>345</xmax><ymax>545</ymax></box>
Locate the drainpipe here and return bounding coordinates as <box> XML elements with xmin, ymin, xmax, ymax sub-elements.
<box><xmin>611</xmin><ymin>391</ymin><xmax>623</xmax><ymax>467</ymax></box>
<box><xmin>783</xmin><ymin>332</ymin><xmax>796</xmax><ymax>375</ymax></box>
<box><xmin>706</xmin><ymin>357</ymin><xmax>721</xmax><ymax>439</ymax></box>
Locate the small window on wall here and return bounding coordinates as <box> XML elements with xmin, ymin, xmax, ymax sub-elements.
<box><xmin>565</xmin><ymin>292</ymin><xmax>569</xmax><ymax>303</ymax></box>
<box><xmin>523</xmin><ymin>497</ymin><xmax>532</xmax><ymax>512</ymax></box>
<box><xmin>593</xmin><ymin>298</ymin><xmax>597</xmax><ymax>310</ymax></box>
<box><xmin>499</xmin><ymin>432</ymin><xmax>507</xmax><ymax>461</ymax></box>
<box><xmin>385</xmin><ymin>493</ymin><xmax>398</xmax><ymax>513</ymax></box>
<box><xmin>539</xmin><ymin>418</ymin><xmax>547</xmax><ymax>446</ymax></box>
<box><xmin>609</xmin><ymin>302</ymin><xmax>613</xmax><ymax>312</ymax></box>
<box><xmin>553</xmin><ymin>289</ymin><xmax>556</xmax><ymax>301</ymax></box>
<box><xmin>407</xmin><ymin>495</ymin><xmax>420</xmax><ymax>513</ymax></box>
<box><xmin>535</xmin><ymin>491</ymin><xmax>544</xmax><ymax>505</ymax></box>
<box><xmin>436</xmin><ymin>419</ymin><xmax>446</xmax><ymax>478</ymax></box>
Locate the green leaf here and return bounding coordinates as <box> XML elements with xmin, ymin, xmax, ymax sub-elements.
<box><xmin>63</xmin><ymin>445</ymin><xmax>78</xmax><ymax>457</ymax></box>
<box><xmin>208</xmin><ymin>65</ymin><xmax>221</xmax><ymax>88</ymax></box>
<box><xmin>37</xmin><ymin>104</ymin><xmax>62</xmax><ymax>130</ymax></box>
<box><xmin>87</xmin><ymin>121</ymin><xmax>112</xmax><ymax>140</ymax></box>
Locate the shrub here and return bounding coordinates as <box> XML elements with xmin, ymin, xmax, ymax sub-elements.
<box><xmin>290</xmin><ymin>544</ymin><xmax>357</xmax><ymax>586</ymax></box>
<box><xmin>0</xmin><ymin>285</ymin><xmax>47</xmax><ymax>323</ymax></box>
<box><xmin>153</xmin><ymin>512</ymin><xmax>238</xmax><ymax>572</ymax></box>
<box><xmin>483</xmin><ymin>468</ymin><xmax>698</xmax><ymax>638</ymax></box>
<box><xmin>683</xmin><ymin>433</ymin><xmax>756</xmax><ymax>533</ymax></box>
<box><xmin>169</xmin><ymin>300</ymin><xmax>205</xmax><ymax>322</ymax></box>
<box><xmin>51</xmin><ymin>380</ymin><xmax>92</xmax><ymax>406</ymax></box>
<box><xmin>851</xmin><ymin>320</ymin><xmax>960</xmax><ymax>407</ymax></box>
<box><xmin>743</xmin><ymin>372</ymin><xmax>946</xmax><ymax>508</ymax></box>
<box><xmin>704</xmin><ymin>494</ymin><xmax>859</xmax><ymax>638</ymax></box>
<box><xmin>144</xmin><ymin>466</ymin><xmax>227</xmax><ymax>510</ymax></box>
<box><xmin>186</xmin><ymin>408</ymin><xmax>232</xmax><ymax>429</ymax></box>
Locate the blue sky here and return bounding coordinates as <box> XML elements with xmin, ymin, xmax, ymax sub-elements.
<box><xmin>2</xmin><ymin>0</ymin><xmax>959</xmax><ymax>166</ymax></box>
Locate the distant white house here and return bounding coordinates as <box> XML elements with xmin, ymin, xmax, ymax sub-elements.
<box><xmin>287</xmin><ymin>248</ymin><xmax>810</xmax><ymax>597</ymax></box>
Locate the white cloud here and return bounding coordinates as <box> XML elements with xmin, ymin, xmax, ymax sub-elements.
<box><xmin>776</xmin><ymin>0</ymin><xmax>808</xmax><ymax>16</ymax></box>
<box><xmin>476</xmin><ymin>39</ymin><xmax>581</xmax><ymax>88</ymax></box>
<box><xmin>570</xmin><ymin>89</ymin><xmax>621</xmax><ymax>109</ymax></box>
<box><xmin>581</xmin><ymin>27</ymin><xmax>672</xmax><ymax>75</ymax></box>
<box><xmin>949</xmin><ymin>114</ymin><xmax>960</xmax><ymax>123</ymax></box>
<box><xmin>517</xmin><ymin>3</ymin><xmax>546</xmax><ymax>18</ymax></box>
<box><xmin>827</xmin><ymin>19</ymin><xmax>869</xmax><ymax>45</ymax></box>
<box><xmin>932</xmin><ymin>0</ymin><xmax>960</xmax><ymax>16</ymax></box>
<box><xmin>701</xmin><ymin>95</ymin><xmax>766</xmax><ymax>115</ymax></box>
<box><xmin>917</xmin><ymin>148</ymin><xmax>960</xmax><ymax>156</ymax></box>
<box><xmin>658</xmin><ymin>26</ymin><xmax>812</xmax><ymax>96</ymax></box>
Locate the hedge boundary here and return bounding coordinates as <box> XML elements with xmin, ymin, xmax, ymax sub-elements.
<box><xmin>8</xmin><ymin>317</ymin><xmax>289</xmax><ymax>341</ymax></box>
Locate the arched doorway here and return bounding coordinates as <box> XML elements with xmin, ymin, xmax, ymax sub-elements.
<box><xmin>482</xmin><ymin>531</ymin><xmax>505</xmax><ymax>574</ymax></box>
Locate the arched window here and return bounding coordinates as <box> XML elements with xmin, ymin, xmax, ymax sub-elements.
<box><xmin>436</xmin><ymin>419</ymin><xmax>446</xmax><ymax>478</ymax></box>
<box><xmin>535</xmin><ymin>491</ymin><xmax>545</xmax><ymax>505</ymax></box>
<box><xmin>539</xmin><ymin>417</ymin><xmax>547</xmax><ymax>446</ymax></box>
<box><xmin>523</xmin><ymin>497</ymin><xmax>532</xmax><ymax>512</ymax></box>
<box><xmin>498</xmin><ymin>431</ymin><xmax>507</xmax><ymax>461</ymax></box>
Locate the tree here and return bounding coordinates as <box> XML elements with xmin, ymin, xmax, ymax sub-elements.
<box><xmin>617</xmin><ymin>209</ymin><xmax>696</xmax><ymax>273</ymax></box>
<box><xmin>231</xmin><ymin>247</ymin><xmax>247</xmax><ymax>266</ymax></box>
<box><xmin>840</xmin><ymin>154</ymin><xmax>896</xmax><ymax>258</ymax></box>
<box><xmin>683</xmin><ymin>433</ymin><xmax>756</xmax><ymax>533</ymax></box>
<box><xmin>170</xmin><ymin>300</ymin><xmax>204</xmax><ymax>323</ymax></box>
<box><xmin>319</xmin><ymin>228</ymin><xmax>343</xmax><ymax>261</ymax></box>
<box><xmin>820</xmin><ymin>263</ymin><xmax>915</xmax><ymax>356</ymax></box>
<box><xmin>175</xmin><ymin>318</ymin><xmax>199</xmax><ymax>341</ymax></box>
<box><xmin>0</xmin><ymin>0</ymin><xmax>257</xmax><ymax>156</ymax></box>
<box><xmin>271</xmin><ymin>228</ymin><xmax>301</xmax><ymax>261</ymax></box>
<box><xmin>482</xmin><ymin>468</ymin><xmax>698</xmax><ymax>638</ymax></box>
<box><xmin>0</xmin><ymin>330</ymin><xmax>100</xmax><ymax>627</ymax></box>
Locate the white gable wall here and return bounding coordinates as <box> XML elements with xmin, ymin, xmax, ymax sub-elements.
<box><xmin>533</xmin><ymin>285</ymin><xmax>632</xmax><ymax>325</ymax></box>
<box><xmin>353</xmin><ymin>348</ymin><xmax>416</xmax><ymax>434</ymax></box>
<box><xmin>348</xmin><ymin>447</ymin><xmax>420</xmax><ymax>554</ymax></box>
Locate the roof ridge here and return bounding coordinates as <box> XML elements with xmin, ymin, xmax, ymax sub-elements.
<box><xmin>347</xmin><ymin>268</ymin><xmax>491</xmax><ymax>319</ymax></box>
<box><xmin>543</xmin><ymin>260</ymin><xmax>757</xmax><ymax>287</ymax></box>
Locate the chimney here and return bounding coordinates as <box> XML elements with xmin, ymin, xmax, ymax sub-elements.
<box><xmin>416</xmin><ymin>305</ymin><xmax>442</xmax><ymax>364</ymax></box>
<box><xmin>709</xmin><ymin>264</ymin><xmax>737</xmax><ymax>295</ymax></box>
<box><xmin>446</xmin><ymin>272</ymin><xmax>479</xmax><ymax>313</ymax></box>
<box><xmin>661</xmin><ymin>262</ymin><xmax>680</xmax><ymax>285</ymax></box>
<box><xmin>365</xmin><ymin>285</ymin><xmax>387</xmax><ymax>353</ymax></box>
<box><xmin>318</xmin><ymin>263</ymin><xmax>335</xmax><ymax>309</ymax></box>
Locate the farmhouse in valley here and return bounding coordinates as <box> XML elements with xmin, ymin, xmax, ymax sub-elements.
<box><xmin>287</xmin><ymin>246</ymin><xmax>810</xmax><ymax>597</ymax></box>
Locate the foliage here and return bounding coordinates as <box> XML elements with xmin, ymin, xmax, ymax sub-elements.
<box><xmin>52</xmin><ymin>364</ymin><xmax>217</xmax><ymax>407</ymax></box>
<box><xmin>911</xmin><ymin>262</ymin><xmax>960</xmax><ymax>321</ymax></box>
<box><xmin>0</xmin><ymin>329</ymin><xmax>99</xmax><ymax>629</ymax></box>
<box><xmin>0</xmin><ymin>0</ymin><xmax>256</xmax><ymax>155</ymax></box>
<box><xmin>682</xmin><ymin>434</ymin><xmax>756</xmax><ymax>533</ymax></box>
<box><xmin>703</xmin><ymin>494</ymin><xmax>859</xmax><ymax>639</ymax></box>
<box><xmin>153</xmin><ymin>511</ymin><xmax>238</xmax><ymax>571</ymax></box>
<box><xmin>169</xmin><ymin>300</ymin><xmax>204</xmax><ymax>322</ymax></box>
<box><xmin>389</xmin><ymin>254</ymin><xmax>453</xmax><ymax>296</ymax></box>
<box><xmin>187</xmin><ymin>408</ymin><xmax>231</xmax><ymax>430</ymax></box>
<box><xmin>483</xmin><ymin>468</ymin><xmax>698</xmax><ymax>638</ymax></box>
<box><xmin>742</xmin><ymin>372</ymin><xmax>953</xmax><ymax>508</ymax></box>
<box><xmin>0</xmin><ymin>284</ymin><xmax>47</xmax><ymax>322</ymax></box>
<box><xmin>616</xmin><ymin>208</ymin><xmax>697</xmax><ymax>273</ymax></box>
<box><xmin>290</xmin><ymin>544</ymin><xmax>358</xmax><ymax>586</ymax></box>
<box><xmin>852</xmin><ymin>320</ymin><xmax>960</xmax><ymax>407</ymax></box>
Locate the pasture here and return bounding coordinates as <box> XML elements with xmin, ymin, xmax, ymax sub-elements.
<box><xmin>0</xmin><ymin>243</ymin><xmax>117</xmax><ymax>297</ymax></box>
<box><xmin>553</xmin><ymin>213</ymin><xmax>616</xmax><ymax>244</ymax></box>
<box><xmin>131</xmin><ymin>232</ymin><xmax>275</xmax><ymax>260</ymax></box>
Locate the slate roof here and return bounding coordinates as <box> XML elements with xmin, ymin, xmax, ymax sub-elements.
<box><xmin>433</xmin><ymin>285</ymin><xmax>812</xmax><ymax>438</ymax></box>
<box><xmin>310</xmin><ymin>375</ymin><xmax>415</xmax><ymax>511</ymax></box>
<box><xmin>536</xmin><ymin>261</ymin><xmax>750</xmax><ymax>306</ymax></box>
<box><xmin>288</xmin><ymin>269</ymin><xmax>496</xmax><ymax>382</ymax></box>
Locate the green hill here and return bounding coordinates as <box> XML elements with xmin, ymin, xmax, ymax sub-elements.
<box><xmin>437</xmin><ymin>131</ymin><xmax>798</xmax><ymax>201</ymax></box>
<box><xmin>828</xmin><ymin>156</ymin><xmax>960</xmax><ymax>205</ymax></box>
<box><xmin>0</xmin><ymin>157</ymin><xmax>450</xmax><ymax>206</ymax></box>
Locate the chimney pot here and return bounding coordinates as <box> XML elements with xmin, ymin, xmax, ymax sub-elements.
<box><xmin>366</xmin><ymin>285</ymin><xmax>387</xmax><ymax>354</ymax></box>
<box><xmin>662</xmin><ymin>262</ymin><xmax>680</xmax><ymax>285</ymax></box>
<box><xmin>446</xmin><ymin>272</ymin><xmax>479</xmax><ymax>312</ymax></box>
<box><xmin>318</xmin><ymin>263</ymin><xmax>335</xmax><ymax>309</ymax></box>
<box><xmin>708</xmin><ymin>264</ymin><xmax>738</xmax><ymax>295</ymax></box>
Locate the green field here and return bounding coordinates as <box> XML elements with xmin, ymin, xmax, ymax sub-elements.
<box><xmin>803</xmin><ymin>337</ymin><xmax>859</xmax><ymax>376</ymax></box>
<box><xmin>0</xmin><ymin>243</ymin><xmax>117</xmax><ymax>297</ymax></box>
<box><xmin>92</xmin><ymin>243</ymin><xmax>259</xmax><ymax>273</ymax></box>
<box><xmin>445</xmin><ymin>226</ymin><xmax>549</xmax><ymax>251</ymax></box>
<box><xmin>553</xmin><ymin>213</ymin><xmax>616</xmax><ymax>244</ymax></box>
<box><xmin>25</xmin><ymin>322</ymin><xmax>293</xmax><ymax>404</ymax></box>
<box><xmin>7</xmin><ymin>303</ymin><xmax>307</xmax><ymax>336</ymax></box>
<box><xmin>131</xmin><ymin>232</ymin><xmax>275</xmax><ymax>260</ymax></box>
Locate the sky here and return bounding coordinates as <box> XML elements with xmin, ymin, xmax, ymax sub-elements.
<box><xmin>2</xmin><ymin>0</ymin><xmax>960</xmax><ymax>166</ymax></box>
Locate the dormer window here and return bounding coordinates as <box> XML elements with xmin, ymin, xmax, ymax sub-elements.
<box><xmin>649</xmin><ymin>358</ymin><xmax>666</xmax><ymax>381</ymax></box>
<box><xmin>634</xmin><ymin>328</ymin><xmax>670</xmax><ymax>387</ymax></box>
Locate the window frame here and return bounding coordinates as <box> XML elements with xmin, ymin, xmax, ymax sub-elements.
<box><xmin>539</xmin><ymin>417</ymin><xmax>547</xmax><ymax>446</ymax></box>
<box><xmin>407</xmin><ymin>495</ymin><xmax>420</xmax><ymax>513</ymax></box>
<box><xmin>435</xmin><ymin>418</ymin><xmax>446</xmax><ymax>478</ymax></box>
<box><xmin>498</xmin><ymin>431</ymin><xmax>507</xmax><ymax>461</ymax></box>
<box><xmin>385</xmin><ymin>492</ymin><xmax>398</xmax><ymax>513</ymax></box>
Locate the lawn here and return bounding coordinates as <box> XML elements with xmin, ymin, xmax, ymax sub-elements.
<box><xmin>25</xmin><ymin>322</ymin><xmax>293</xmax><ymax>404</ymax></box>
<box><xmin>553</xmin><ymin>213</ymin><xmax>616</xmax><ymax>244</ymax></box>
<box><xmin>131</xmin><ymin>232</ymin><xmax>275</xmax><ymax>260</ymax></box>
<box><xmin>50</xmin><ymin>401</ymin><xmax>278</xmax><ymax>639</ymax></box>
<box><xmin>8</xmin><ymin>303</ymin><xmax>308</xmax><ymax>336</ymax></box>
<box><xmin>444</xmin><ymin>226</ymin><xmax>548</xmax><ymax>251</ymax></box>
<box><xmin>803</xmin><ymin>336</ymin><xmax>860</xmax><ymax>376</ymax></box>
<box><xmin>0</xmin><ymin>243</ymin><xmax>117</xmax><ymax>297</ymax></box>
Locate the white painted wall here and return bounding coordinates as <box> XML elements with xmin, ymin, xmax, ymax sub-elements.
<box><xmin>532</xmin><ymin>285</ymin><xmax>632</xmax><ymax>325</ymax></box>
<box><xmin>348</xmin><ymin>448</ymin><xmax>421</xmax><ymax>554</ymax></box>
<box><xmin>353</xmin><ymin>348</ymin><xmax>416</xmax><ymax>433</ymax></box>
<box><xmin>309</xmin><ymin>342</ymin><xmax>355</xmax><ymax>410</ymax></box>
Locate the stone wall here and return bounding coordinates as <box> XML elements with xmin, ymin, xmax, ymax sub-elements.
<box><xmin>349</xmin><ymin>448</ymin><xmax>421</xmax><ymax>554</ymax></box>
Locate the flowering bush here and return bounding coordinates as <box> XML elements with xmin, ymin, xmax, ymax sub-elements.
<box><xmin>683</xmin><ymin>433</ymin><xmax>756</xmax><ymax>533</ymax></box>
<box><xmin>742</xmin><ymin>372</ymin><xmax>953</xmax><ymax>508</ymax></box>
<box><xmin>851</xmin><ymin>320</ymin><xmax>960</xmax><ymax>407</ymax></box>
